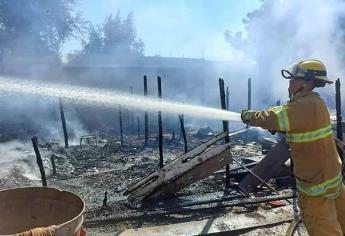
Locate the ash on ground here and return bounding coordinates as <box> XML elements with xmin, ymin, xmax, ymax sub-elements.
<box><xmin>0</xmin><ymin>128</ymin><xmax>297</xmax><ymax>235</ymax></box>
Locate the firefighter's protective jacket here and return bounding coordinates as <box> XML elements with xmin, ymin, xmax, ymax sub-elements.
<box><xmin>249</xmin><ymin>90</ymin><xmax>342</xmax><ymax>198</ymax></box>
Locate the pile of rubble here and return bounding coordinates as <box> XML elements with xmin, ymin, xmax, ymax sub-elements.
<box><xmin>0</xmin><ymin>128</ymin><xmax>303</xmax><ymax>235</ymax></box>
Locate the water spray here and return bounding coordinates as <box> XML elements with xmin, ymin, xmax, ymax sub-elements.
<box><xmin>0</xmin><ymin>77</ymin><xmax>241</xmax><ymax>122</ymax></box>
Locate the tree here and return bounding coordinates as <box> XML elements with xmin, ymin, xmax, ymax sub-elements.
<box><xmin>0</xmin><ymin>0</ymin><xmax>84</xmax><ymax>57</ymax></box>
<box><xmin>82</xmin><ymin>25</ymin><xmax>103</xmax><ymax>55</ymax></box>
<box><xmin>81</xmin><ymin>11</ymin><xmax>144</xmax><ymax>56</ymax></box>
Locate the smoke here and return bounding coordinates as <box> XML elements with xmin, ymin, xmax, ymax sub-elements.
<box><xmin>0</xmin><ymin>140</ymin><xmax>52</xmax><ymax>181</ymax></box>
<box><xmin>0</xmin><ymin>91</ymin><xmax>89</xmax><ymax>143</ymax></box>
<box><xmin>225</xmin><ymin>0</ymin><xmax>345</xmax><ymax>109</ymax></box>
<box><xmin>2</xmin><ymin>1</ymin><xmax>345</xmax><ymax>139</ymax></box>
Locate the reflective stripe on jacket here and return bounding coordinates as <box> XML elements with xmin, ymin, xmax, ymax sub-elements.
<box><xmin>249</xmin><ymin>91</ymin><xmax>342</xmax><ymax>198</ymax></box>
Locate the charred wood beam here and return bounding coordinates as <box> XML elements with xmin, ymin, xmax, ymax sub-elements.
<box><xmin>103</xmin><ymin>191</ymin><xmax>108</xmax><ymax>207</ymax></box>
<box><xmin>149</xmin><ymin>192</ymin><xmax>243</xmax><ymax>209</ymax></box>
<box><xmin>119</xmin><ymin>105</ymin><xmax>123</xmax><ymax>146</ymax></box>
<box><xmin>179</xmin><ymin>114</ymin><xmax>187</xmax><ymax>153</ymax></box>
<box><xmin>248</xmin><ymin>78</ymin><xmax>251</xmax><ymax>110</ymax></box>
<box><xmin>125</xmin><ymin>108</ymin><xmax>129</xmax><ymax>132</ymax></box>
<box><xmin>51</xmin><ymin>155</ymin><xmax>57</xmax><ymax>176</ymax></box>
<box><xmin>84</xmin><ymin>193</ymin><xmax>295</xmax><ymax>226</ymax></box>
<box><xmin>157</xmin><ymin>76</ymin><xmax>163</xmax><ymax>168</ymax></box>
<box><xmin>59</xmin><ymin>98</ymin><xmax>68</xmax><ymax>148</ymax></box>
<box><xmin>130</xmin><ymin>86</ymin><xmax>135</xmax><ymax>130</ymax></box>
<box><xmin>239</xmin><ymin>141</ymin><xmax>290</xmax><ymax>194</ymax></box>
<box><xmin>31</xmin><ymin>136</ymin><xmax>47</xmax><ymax>187</ymax></box>
<box><xmin>144</xmin><ymin>75</ymin><xmax>149</xmax><ymax>145</ymax></box>
<box><xmin>246</xmin><ymin>78</ymin><xmax>252</xmax><ymax>130</ymax></box>
<box><xmin>226</xmin><ymin>86</ymin><xmax>229</xmax><ymax>110</ymax></box>
<box><xmin>150</xmin><ymin>144</ymin><xmax>231</xmax><ymax>198</ymax></box>
<box><xmin>124</xmin><ymin>132</ymin><xmax>229</xmax><ymax>201</ymax></box>
<box><xmin>137</xmin><ymin>116</ymin><xmax>140</xmax><ymax>138</ymax></box>
<box><xmin>219</xmin><ymin>78</ymin><xmax>230</xmax><ymax>189</ymax></box>
<box><xmin>232</xmin><ymin>158</ymin><xmax>291</xmax><ymax>204</ymax></box>
<box><xmin>55</xmin><ymin>159</ymin><xmax>257</xmax><ymax>183</ymax></box>
<box><xmin>336</xmin><ymin>78</ymin><xmax>343</xmax><ymax>163</ymax></box>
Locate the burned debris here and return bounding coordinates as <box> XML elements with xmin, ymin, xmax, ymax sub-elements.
<box><xmin>124</xmin><ymin>132</ymin><xmax>232</xmax><ymax>201</ymax></box>
<box><xmin>0</xmin><ymin>77</ymin><xmax>314</xmax><ymax>232</ymax></box>
<box><xmin>2</xmin><ymin>1</ymin><xmax>345</xmax><ymax>234</ymax></box>
<box><xmin>2</xmin><ymin>76</ymin><xmax>344</xmax><ymax>235</ymax></box>
<box><xmin>0</xmin><ymin>108</ymin><xmax>300</xmax><ymax>235</ymax></box>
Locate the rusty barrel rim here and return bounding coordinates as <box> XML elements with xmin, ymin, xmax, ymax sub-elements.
<box><xmin>0</xmin><ymin>186</ymin><xmax>85</xmax><ymax>230</ymax></box>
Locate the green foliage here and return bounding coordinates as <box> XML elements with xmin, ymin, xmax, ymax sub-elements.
<box><xmin>81</xmin><ymin>11</ymin><xmax>144</xmax><ymax>56</ymax></box>
<box><xmin>0</xmin><ymin>0</ymin><xmax>84</xmax><ymax>56</ymax></box>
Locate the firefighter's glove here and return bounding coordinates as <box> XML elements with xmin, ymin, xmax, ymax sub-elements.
<box><xmin>241</xmin><ymin>110</ymin><xmax>254</xmax><ymax>125</ymax></box>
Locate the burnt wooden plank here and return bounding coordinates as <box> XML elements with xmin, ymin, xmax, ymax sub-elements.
<box><xmin>239</xmin><ymin>141</ymin><xmax>290</xmax><ymax>194</ymax></box>
<box><xmin>150</xmin><ymin>144</ymin><xmax>232</xmax><ymax>198</ymax></box>
<box><xmin>124</xmin><ymin>132</ymin><xmax>229</xmax><ymax>201</ymax></box>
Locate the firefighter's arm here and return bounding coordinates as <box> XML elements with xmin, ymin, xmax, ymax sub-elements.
<box><xmin>241</xmin><ymin>107</ymin><xmax>285</xmax><ymax>132</ymax></box>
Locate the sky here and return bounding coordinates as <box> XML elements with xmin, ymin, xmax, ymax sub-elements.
<box><xmin>63</xmin><ymin>0</ymin><xmax>262</xmax><ymax>60</ymax></box>
<box><xmin>62</xmin><ymin>0</ymin><xmax>345</xmax><ymax>108</ymax></box>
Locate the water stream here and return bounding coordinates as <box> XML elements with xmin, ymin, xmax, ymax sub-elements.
<box><xmin>0</xmin><ymin>77</ymin><xmax>242</xmax><ymax>122</ymax></box>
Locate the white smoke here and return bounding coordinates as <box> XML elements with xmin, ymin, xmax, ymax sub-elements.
<box><xmin>0</xmin><ymin>92</ymin><xmax>89</xmax><ymax>143</ymax></box>
<box><xmin>0</xmin><ymin>140</ymin><xmax>51</xmax><ymax>181</ymax></box>
<box><xmin>225</xmin><ymin>0</ymin><xmax>345</xmax><ymax>109</ymax></box>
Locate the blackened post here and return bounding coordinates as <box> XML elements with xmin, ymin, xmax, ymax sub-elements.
<box><xmin>119</xmin><ymin>105</ymin><xmax>123</xmax><ymax>146</ymax></box>
<box><xmin>144</xmin><ymin>76</ymin><xmax>149</xmax><ymax>145</ymax></box>
<box><xmin>59</xmin><ymin>98</ymin><xmax>69</xmax><ymax>148</ymax></box>
<box><xmin>179</xmin><ymin>114</ymin><xmax>187</xmax><ymax>153</ymax></box>
<box><xmin>130</xmin><ymin>86</ymin><xmax>134</xmax><ymax>130</ymax></box>
<box><xmin>125</xmin><ymin>108</ymin><xmax>129</xmax><ymax>131</ymax></box>
<box><xmin>157</xmin><ymin>76</ymin><xmax>163</xmax><ymax>168</ymax></box>
<box><xmin>336</xmin><ymin>78</ymin><xmax>343</xmax><ymax>162</ymax></box>
<box><xmin>51</xmin><ymin>155</ymin><xmax>57</xmax><ymax>176</ymax></box>
<box><xmin>226</xmin><ymin>86</ymin><xmax>230</xmax><ymax>110</ymax></box>
<box><xmin>102</xmin><ymin>191</ymin><xmax>108</xmax><ymax>207</ymax></box>
<box><xmin>31</xmin><ymin>136</ymin><xmax>47</xmax><ymax>186</ymax></box>
<box><xmin>248</xmin><ymin>78</ymin><xmax>251</xmax><ymax>110</ymax></box>
<box><xmin>219</xmin><ymin>78</ymin><xmax>230</xmax><ymax>189</ymax></box>
<box><xmin>137</xmin><ymin>116</ymin><xmax>140</xmax><ymax>138</ymax></box>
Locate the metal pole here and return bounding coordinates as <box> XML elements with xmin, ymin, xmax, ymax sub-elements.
<box><xmin>248</xmin><ymin>78</ymin><xmax>251</xmax><ymax>110</ymax></box>
<box><xmin>59</xmin><ymin>98</ymin><xmax>68</xmax><ymax>148</ymax></box>
<box><xmin>144</xmin><ymin>76</ymin><xmax>149</xmax><ymax>145</ymax></box>
<box><xmin>31</xmin><ymin>136</ymin><xmax>47</xmax><ymax>187</ymax></box>
<box><xmin>336</xmin><ymin>78</ymin><xmax>343</xmax><ymax>163</ymax></box>
<box><xmin>119</xmin><ymin>105</ymin><xmax>123</xmax><ymax>146</ymax></box>
<box><xmin>157</xmin><ymin>76</ymin><xmax>163</xmax><ymax>168</ymax></box>
<box><xmin>219</xmin><ymin>78</ymin><xmax>230</xmax><ymax>189</ymax></box>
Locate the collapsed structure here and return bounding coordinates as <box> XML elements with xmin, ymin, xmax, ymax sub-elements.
<box><xmin>0</xmin><ymin>70</ymin><xmax>344</xmax><ymax>235</ymax></box>
<box><xmin>124</xmin><ymin>132</ymin><xmax>232</xmax><ymax>201</ymax></box>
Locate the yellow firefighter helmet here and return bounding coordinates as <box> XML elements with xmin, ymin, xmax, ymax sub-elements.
<box><xmin>281</xmin><ymin>59</ymin><xmax>333</xmax><ymax>87</ymax></box>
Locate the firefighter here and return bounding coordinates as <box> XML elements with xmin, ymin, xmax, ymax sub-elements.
<box><xmin>241</xmin><ymin>59</ymin><xmax>345</xmax><ymax>235</ymax></box>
